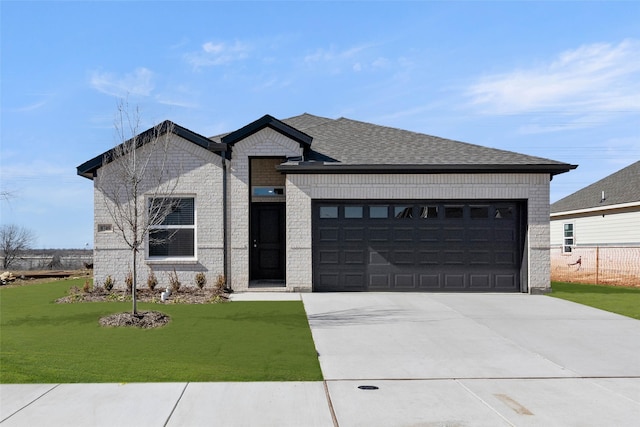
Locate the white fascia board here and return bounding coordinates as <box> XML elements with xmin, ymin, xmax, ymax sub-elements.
<box><xmin>550</xmin><ymin>201</ymin><xmax>640</xmax><ymax>218</ymax></box>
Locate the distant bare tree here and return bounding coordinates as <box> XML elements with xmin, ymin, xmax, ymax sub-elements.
<box><xmin>0</xmin><ymin>224</ymin><xmax>36</xmax><ymax>269</ymax></box>
<box><xmin>96</xmin><ymin>101</ymin><xmax>180</xmax><ymax>315</ymax></box>
<box><xmin>0</xmin><ymin>190</ymin><xmax>14</xmax><ymax>201</ymax></box>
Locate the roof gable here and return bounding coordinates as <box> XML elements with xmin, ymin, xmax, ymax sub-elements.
<box><xmin>551</xmin><ymin>161</ymin><xmax>640</xmax><ymax>213</ymax></box>
<box><xmin>220</xmin><ymin>114</ymin><xmax>313</xmax><ymax>154</ymax></box>
<box><xmin>77</xmin><ymin>121</ymin><xmax>226</xmax><ymax>180</ymax></box>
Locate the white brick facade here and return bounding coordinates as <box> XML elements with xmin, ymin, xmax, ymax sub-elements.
<box><xmin>285</xmin><ymin>173</ymin><xmax>551</xmax><ymax>293</ymax></box>
<box><xmin>93</xmin><ymin>135</ymin><xmax>225</xmax><ymax>290</ymax></box>
<box><xmin>227</xmin><ymin>128</ymin><xmax>303</xmax><ymax>291</ymax></box>
<box><xmin>88</xmin><ymin>120</ymin><xmax>557</xmax><ymax>294</ymax></box>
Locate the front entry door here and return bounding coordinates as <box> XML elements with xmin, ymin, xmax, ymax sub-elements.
<box><xmin>250</xmin><ymin>203</ymin><xmax>285</xmax><ymax>281</ymax></box>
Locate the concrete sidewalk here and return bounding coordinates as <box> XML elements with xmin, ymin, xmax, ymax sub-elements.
<box><xmin>2</xmin><ymin>293</ymin><xmax>640</xmax><ymax>426</ymax></box>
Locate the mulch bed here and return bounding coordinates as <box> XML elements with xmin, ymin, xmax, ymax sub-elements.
<box><xmin>99</xmin><ymin>311</ymin><xmax>171</xmax><ymax>329</ymax></box>
<box><xmin>56</xmin><ymin>286</ymin><xmax>229</xmax><ymax>329</ymax></box>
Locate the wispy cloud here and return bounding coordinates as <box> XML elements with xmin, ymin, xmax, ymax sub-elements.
<box><xmin>90</xmin><ymin>67</ymin><xmax>155</xmax><ymax>97</ymax></box>
<box><xmin>303</xmin><ymin>44</ymin><xmax>384</xmax><ymax>73</ymax></box>
<box><xmin>466</xmin><ymin>39</ymin><xmax>640</xmax><ymax>117</ymax></box>
<box><xmin>184</xmin><ymin>40</ymin><xmax>251</xmax><ymax>69</ymax></box>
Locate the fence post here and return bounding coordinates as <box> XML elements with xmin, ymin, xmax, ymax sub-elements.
<box><xmin>595</xmin><ymin>246</ymin><xmax>599</xmax><ymax>285</ymax></box>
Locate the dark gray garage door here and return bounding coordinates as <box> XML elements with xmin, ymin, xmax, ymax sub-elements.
<box><xmin>312</xmin><ymin>201</ymin><xmax>524</xmax><ymax>292</ymax></box>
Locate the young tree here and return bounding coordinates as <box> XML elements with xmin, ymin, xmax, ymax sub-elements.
<box><xmin>96</xmin><ymin>102</ymin><xmax>180</xmax><ymax>315</ymax></box>
<box><xmin>0</xmin><ymin>224</ymin><xmax>36</xmax><ymax>269</ymax></box>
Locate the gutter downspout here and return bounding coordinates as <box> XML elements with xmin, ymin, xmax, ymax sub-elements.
<box><xmin>222</xmin><ymin>153</ymin><xmax>230</xmax><ymax>291</ymax></box>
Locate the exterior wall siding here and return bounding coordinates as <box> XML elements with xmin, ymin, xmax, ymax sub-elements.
<box><xmin>286</xmin><ymin>173</ymin><xmax>552</xmax><ymax>293</ymax></box>
<box><xmin>93</xmin><ymin>135</ymin><xmax>225</xmax><ymax>290</ymax></box>
<box><xmin>550</xmin><ymin>209</ymin><xmax>640</xmax><ymax>247</ymax></box>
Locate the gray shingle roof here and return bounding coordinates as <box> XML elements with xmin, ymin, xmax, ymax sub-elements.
<box><xmin>551</xmin><ymin>161</ymin><xmax>640</xmax><ymax>213</ymax></box>
<box><xmin>281</xmin><ymin>114</ymin><xmax>574</xmax><ymax>173</ymax></box>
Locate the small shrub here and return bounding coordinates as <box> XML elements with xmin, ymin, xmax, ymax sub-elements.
<box><xmin>82</xmin><ymin>279</ymin><xmax>92</xmax><ymax>293</ymax></box>
<box><xmin>147</xmin><ymin>270</ymin><xmax>158</xmax><ymax>290</ymax></box>
<box><xmin>195</xmin><ymin>272</ymin><xmax>207</xmax><ymax>289</ymax></box>
<box><xmin>169</xmin><ymin>268</ymin><xmax>181</xmax><ymax>292</ymax></box>
<box><xmin>215</xmin><ymin>274</ymin><xmax>226</xmax><ymax>291</ymax></box>
<box><xmin>125</xmin><ymin>271</ymin><xmax>133</xmax><ymax>292</ymax></box>
<box><xmin>104</xmin><ymin>275</ymin><xmax>114</xmax><ymax>291</ymax></box>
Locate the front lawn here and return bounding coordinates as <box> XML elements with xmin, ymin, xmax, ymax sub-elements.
<box><xmin>550</xmin><ymin>281</ymin><xmax>640</xmax><ymax>320</ymax></box>
<box><xmin>0</xmin><ymin>279</ymin><xmax>323</xmax><ymax>383</ymax></box>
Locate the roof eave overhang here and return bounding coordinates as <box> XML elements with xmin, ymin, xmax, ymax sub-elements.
<box><xmin>76</xmin><ymin>121</ymin><xmax>227</xmax><ymax>180</ymax></box>
<box><xmin>277</xmin><ymin>163</ymin><xmax>577</xmax><ymax>175</ymax></box>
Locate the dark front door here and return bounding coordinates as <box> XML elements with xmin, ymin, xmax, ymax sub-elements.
<box><xmin>250</xmin><ymin>203</ymin><xmax>285</xmax><ymax>281</ymax></box>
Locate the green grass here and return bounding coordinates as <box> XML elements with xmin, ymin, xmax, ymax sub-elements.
<box><xmin>550</xmin><ymin>281</ymin><xmax>640</xmax><ymax>320</ymax></box>
<box><xmin>0</xmin><ymin>279</ymin><xmax>323</xmax><ymax>383</ymax></box>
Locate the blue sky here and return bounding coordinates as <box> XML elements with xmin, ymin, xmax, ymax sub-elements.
<box><xmin>1</xmin><ymin>1</ymin><xmax>639</xmax><ymax>248</ymax></box>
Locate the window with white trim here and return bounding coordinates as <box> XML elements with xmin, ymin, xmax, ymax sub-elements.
<box><xmin>563</xmin><ymin>223</ymin><xmax>574</xmax><ymax>254</ymax></box>
<box><xmin>148</xmin><ymin>197</ymin><xmax>195</xmax><ymax>258</ymax></box>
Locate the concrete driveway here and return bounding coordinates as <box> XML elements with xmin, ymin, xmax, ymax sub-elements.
<box><xmin>302</xmin><ymin>293</ymin><xmax>640</xmax><ymax>426</ymax></box>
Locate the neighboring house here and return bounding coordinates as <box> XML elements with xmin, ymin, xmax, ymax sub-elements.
<box><xmin>78</xmin><ymin>113</ymin><xmax>575</xmax><ymax>294</ymax></box>
<box><xmin>550</xmin><ymin>161</ymin><xmax>640</xmax><ymax>286</ymax></box>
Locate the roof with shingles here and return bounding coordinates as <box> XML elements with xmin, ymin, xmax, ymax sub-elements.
<box><xmin>277</xmin><ymin>114</ymin><xmax>575</xmax><ymax>174</ymax></box>
<box><xmin>551</xmin><ymin>160</ymin><xmax>640</xmax><ymax>213</ymax></box>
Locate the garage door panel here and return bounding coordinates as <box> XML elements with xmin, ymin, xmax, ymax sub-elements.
<box><xmin>395</xmin><ymin>274</ymin><xmax>416</xmax><ymax>289</ymax></box>
<box><xmin>468</xmin><ymin>227</ymin><xmax>491</xmax><ymax>242</ymax></box>
<box><xmin>313</xmin><ymin>201</ymin><xmax>522</xmax><ymax>292</ymax></box>
<box><xmin>495</xmin><ymin>228</ymin><xmax>515</xmax><ymax>242</ymax></box>
<box><xmin>495</xmin><ymin>274</ymin><xmax>517</xmax><ymax>290</ymax></box>
<box><xmin>318</xmin><ymin>250</ymin><xmax>339</xmax><ymax>264</ymax></box>
<box><xmin>370</xmin><ymin>250</ymin><xmax>390</xmax><ymax>265</ymax></box>
<box><xmin>319</xmin><ymin>227</ymin><xmax>339</xmax><ymax>242</ymax></box>
<box><xmin>369</xmin><ymin>274</ymin><xmax>390</xmax><ymax>289</ymax></box>
<box><xmin>344</xmin><ymin>227</ymin><xmax>365</xmax><ymax>242</ymax></box>
<box><xmin>470</xmin><ymin>274</ymin><xmax>491</xmax><ymax>289</ymax></box>
<box><xmin>469</xmin><ymin>250</ymin><xmax>491</xmax><ymax>265</ymax></box>
<box><xmin>444</xmin><ymin>227</ymin><xmax>465</xmax><ymax>241</ymax></box>
<box><xmin>419</xmin><ymin>274</ymin><xmax>441</xmax><ymax>289</ymax></box>
<box><xmin>344</xmin><ymin>272</ymin><xmax>366</xmax><ymax>289</ymax></box>
<box><xmin>495</xmin><ymin>251</ymin><xmax>516</xmax><ymax>265</ymax></box>
<box><xmin>419</xmin><ymin>250</ymin><xmax>440</xmax><ymax>264</ymax></box>
<box><xmin>393</xmin><ymin>227</ymin><xmax>415</xmax><ymax>242</ymax></box>
<box><xmin>369</xmin><ymin>227</ymin><xmax>390</xmax><ymax>241</ymax></box>
<box><xmin>418</xmin><ymin>227</ymin><xmax>442</xmax><ymax>242</ymax></box>
<box><xmin>444</xmin><ymin>250</ymin><xmax>465</xmax><ymax>264</ymax></box>
<box><xmin>345</xmin><ymin>250</ymin><xmax>366</xmax><ymax>264</ymax></box>
<box><xmin>393</xmin><ymin>250</ymin><xmax>415</xmax><ymax>264</ymax></box>
<box><xmin>444</xmin><ymin>274</ymin><xmax>465</xmax><ymax>289</ymax></box>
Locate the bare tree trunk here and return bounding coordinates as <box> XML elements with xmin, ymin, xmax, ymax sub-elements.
<box><xmin>132</xmin><ymin>246</ymin><xmax>138</xmax><ymax>315</ymax></box>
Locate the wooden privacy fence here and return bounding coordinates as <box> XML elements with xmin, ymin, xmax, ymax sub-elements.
<box><xmin>551</xmin><ymin>246</ymin><xmax>640</xmax><ymax>287</ymax></box>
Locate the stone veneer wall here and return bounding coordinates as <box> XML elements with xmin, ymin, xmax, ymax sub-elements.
<box><xmin>285</xmin><ymin>173</ymin><xmax>551</xmax><ymax>293</ymax></box>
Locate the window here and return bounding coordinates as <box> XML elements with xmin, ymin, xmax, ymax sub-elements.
<box><xmin>148</xmin><ymin>197</ymin><xmax>195</xmax><ymax>258</ymax></box>
<box><xmin>563</xmin><ymin>223</ymin><xmax>574</xmax><ymax>253</ymax></box>
<box><xmin>419</xmin><ymin>206</ymin><xmax>438</xmax><ymax>219</ymax></box>
<box><xmin>444</xmin><ymin>206</ymin><xmax>464</xmax><ymax>219</ymax></box>
<box><xmin>495</xmin><ymin>206</ymin><xmax>514</xmax><ymax>219</ymax></box>
<box><xmin>252</xmin><ymin>186</ymin><xmax>284</xmax><ymax>196</ymax></box>
<box><xmin>394</xmin><ymin>206</ymin><xmax>413</xmax><ymax>219</ymax></box>
<box><xmin>470</xmin><ymin>206</ymin><xmax>489</xmax><ymax>219</ymax></box>
<box><xmin>345</xmin><ymin>206</ymin><xmax>363</xmax><ymax>218</ymax></box>
<box><xmin>97</xmin><ymin>224</ymin><xmax>113</xmax><ymax>233</ymax></box>
<box><xmin>319</xmin><ymin>206</ymin><xmax>338</xmax><ymax>219</ymax></box>
<box><xmin>369</xmin><ymin>206</ymin><xmax>389</xmax><ymax>218</ymax></box>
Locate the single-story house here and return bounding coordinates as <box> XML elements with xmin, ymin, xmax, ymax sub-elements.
<box><xmin>550</xmin><ymin>161</ymin><xmax>640</xmax><ymax>286</ymax></box>
<box><xmin>78</xmin><ymin>113</ymin><xmax>575</xmax><ymax>293</ymax></box>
